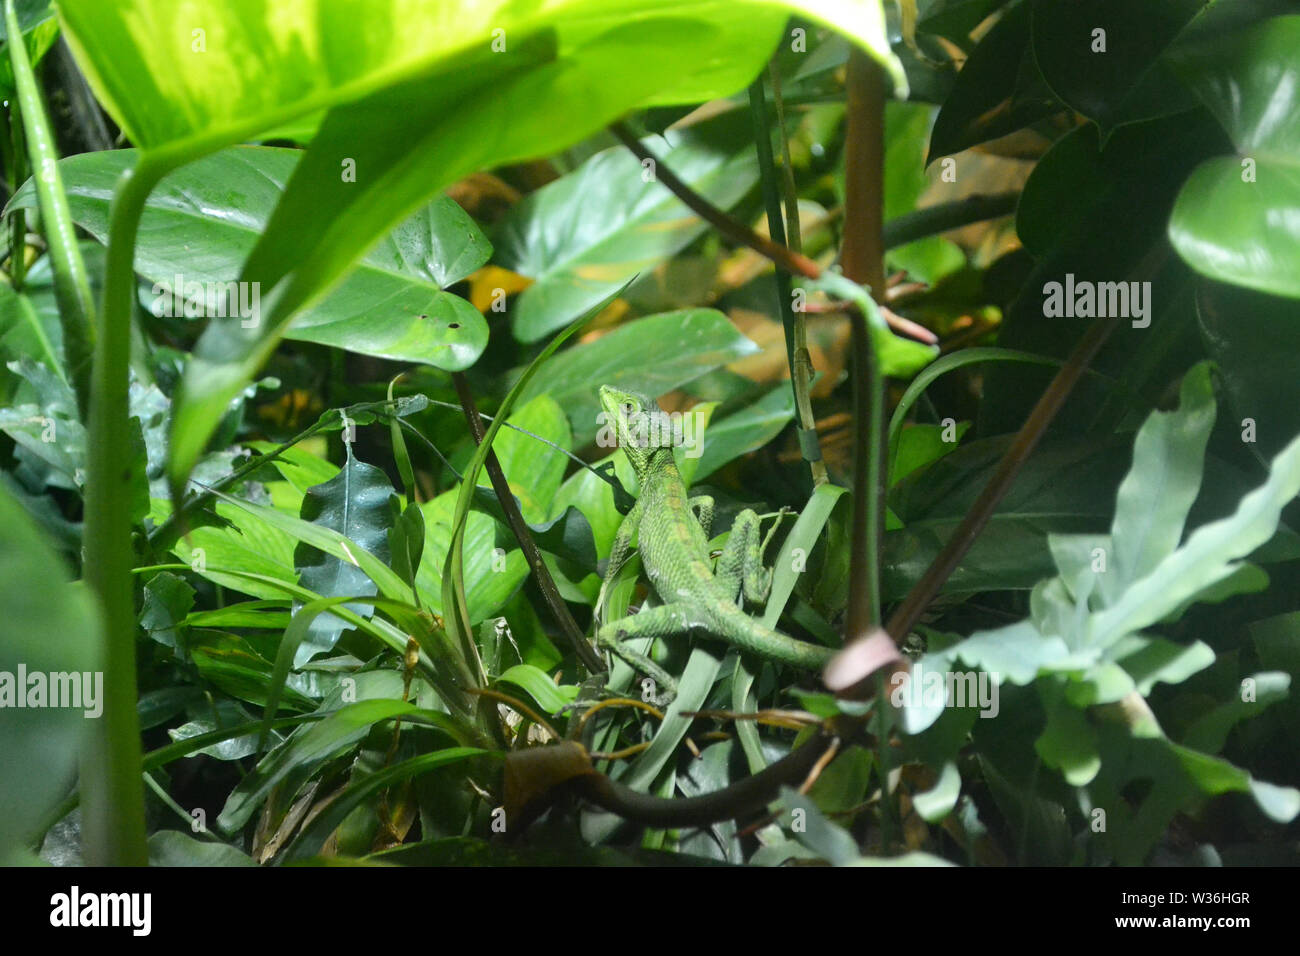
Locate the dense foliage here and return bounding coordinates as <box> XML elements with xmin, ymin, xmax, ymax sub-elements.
<box><xmin>1</xmin><ymin>0</ymin><xmax>1298</xmax><ymax>867</ymax></box>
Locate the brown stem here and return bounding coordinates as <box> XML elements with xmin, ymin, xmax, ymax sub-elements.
<box><xmin>609</xmin><ymin>121</ymin><xmax>821</xmax><ymax>279</ymax></box>
<box><xmin>840</xmin><ymin>48</ymin><xmax>888</xmax><ymax>643</ymax></box>
<box><xmin>884</xmin><ymin>313</ymin><xmax>1120</xmax><ymax>641</ymax></box>
<box><xmin>451</xmin><ymin>373</ymin><xmax>606</xmax><ymax>676</ymax></box>
<box><xmin>575</xmin><ymin>732</ymin><xmax>837</xmax><ymax>827</ymax></box>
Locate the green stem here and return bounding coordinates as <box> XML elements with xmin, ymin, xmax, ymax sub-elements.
<box><xmin>767</xmin><ymin>62</ymin><xmax>803</xmax><ymax>255</ymax></box>
<box><xmin>882</xmin><ymin>192</ymin><xmax>1019</xmax><ymax>250</ymax></box>
<box><xmin>80</xmin><ymin>158</ymin><xmax>165</xmax><ymax>867</ymax></box>
<box><xmin>5</xmin><ymin>0</ymin><xmax>97</xmax><ymax>417</ymax></box>
<box><xmin>747</xmin><ymin>75</ymin><xmax>827</xmax><ymax>486</ymax></box>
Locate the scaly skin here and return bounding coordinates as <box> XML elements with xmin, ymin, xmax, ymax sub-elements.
<box><xmin>595</xmin><ymin>386</ymin><xmax>833</xmax><ymax>702</ymax></box>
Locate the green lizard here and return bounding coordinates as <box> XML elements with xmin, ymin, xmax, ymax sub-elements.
<box><xmin>594</xmin><ymin>385</ymin><xmax>834</xmax><ymax>703</ymax></box>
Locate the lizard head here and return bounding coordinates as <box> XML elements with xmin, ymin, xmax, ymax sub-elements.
<box><xmin>599</xmin><ymin>385</ymin><xmax>675</xmax><ymax>476</ymax></box>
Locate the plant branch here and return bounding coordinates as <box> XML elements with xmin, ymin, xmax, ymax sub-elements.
<box><xmin>882</xmin><ymin>191</ymin><xmax>1020</xmax><ymax>250</ymax></box>
<box><xmin>80</xmin><ymin>157</ymin><xmax>165</xmax><ymax>866</ymax></box>
<box><xmin>608</xmin><ymin>120</ymin><xmax>821</xmax><ymax>279</ymax></box>
<box><xmin>840</xmin><ymin>47</ymin><xmax>896</xmax><ymax>849</ymax></box>
<box><xmin>884</xmin><ymin>313</ymin><xmax>1120</xmax><ymax>642</ymax></box>
<box><xmin>840</xmin><ymin>48</ymin><xmax>888</xmax><ymax>638</ymax></box>
<box><xmin>747</xmin><ymin>74</ymin><xmax>827</xmax><ymax>486</ymax></box>
<box><xmin>6</xmin><ymin>0</ymin><xmax>97</xmax><ymax>418</ymax></box>
<box><xmin>451</xmin><ymin>372</ymin><xmax>605</xmax><ymax>677</ymax></box>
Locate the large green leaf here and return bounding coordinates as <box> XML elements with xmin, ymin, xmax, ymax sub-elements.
<box><xmin>485</xmin><ymin>394</ymin><xmax>572</xmax><ymax>526</ymax></box>
<box><xmin>1167</xmin><ymin>15</ymin><xmax>1300</xmax><ymax>298</ymax></box>
<box><xmin>1029</xmin><ymin>0</ymin><xmax>1204</xmax><ymax>138</ymax></box>
<box><xmin>496</xmin><ymin>117</ymin><xmax>760</xmax><ymax>342</ymax></box>
<box><xmin>886</xmin><ymin>434</ymin><xmax>1128</xmax><ymax>599</ymax></box>
<box><xmin>0</xmin><ymin>483</ymin><xmax>102</xmax><ymax>863</ymax></box>
<box><xmin>414</xmin><ymin>490</ymin><xmax>528</xmax><ymax>624</ymax></box>
<box><xmin>693</xmin><ymin>385</ymin><xmax>795</xmax><ymax>482</ymax></box>
<box><xmin>75</xmin><ymin>0</ymin><xmax>900</xmax><ymax>489</ymax></box>
<box><xmin>927</xmin><ymin>1</ymin><xmax>1059</xmax><ymax>161</ymax></box>
<box><xmin>5</xmin><ymin>147</ymin><xmax>490</xmax><ymax>366</ymax></box>
<box><xmin>58</xmin><ymin>1</ymin><xmax>901</xmax><ymax>161</ymax></box>
<box><xmin>516</xmin><ymin>309</ymin><xmax>760</xmax><ymax>447</ymax></box>
<box><xmin>151</xmin><ymin>497</ymin><xmax>299</xmax><ymax>600</ymax></box>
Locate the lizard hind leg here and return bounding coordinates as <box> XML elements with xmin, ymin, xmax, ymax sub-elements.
<box><xmin>715</xmin><ymin>508</ymin><xmax>785</xmax><ymax>606</ymax></box>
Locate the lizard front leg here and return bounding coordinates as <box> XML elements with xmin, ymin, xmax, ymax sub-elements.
<box><xmin>594</xmin><ymin>496</ymin><xmax>644</xmax><ymax>621</ymax></box>
<box><xmin>597</xmin><ymin>603</ymin><xmax>700</xmax><ymax>705</ymax></box>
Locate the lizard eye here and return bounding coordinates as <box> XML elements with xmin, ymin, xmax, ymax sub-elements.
<box><xmin>621</xmin><ymin>402</ymin><xmax>635</xmax><ymax>414</ymax></box>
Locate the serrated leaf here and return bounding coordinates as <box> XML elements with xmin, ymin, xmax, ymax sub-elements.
<box><xmin>292</xmin><ymin>448</ymin><xmax>397</xmax><ymax>665</ymax></box>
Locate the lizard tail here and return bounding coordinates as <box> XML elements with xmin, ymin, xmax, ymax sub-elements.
<box><xmin>713</xmin><ymin>604</ymin><xmax>835</xmax><ymax>672</ymax></box>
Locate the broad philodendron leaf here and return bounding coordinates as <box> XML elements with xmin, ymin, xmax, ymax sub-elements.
<box><xmin>57</xmin><ymin>1</ymin><xmax>902</xmax><ymax>161</ymax></box>
<box><xmin>693</xmin><ymin>385</ymin><xmax>795</xmax><ymax>482</ymax></box>
<box><xmin>1029</xmin><ymin>0</ymin><xmax>1205</xmax><ymax>138</ymax></box>
<box><xmin>5</xmin><ymin>147</ymin><xmax>490</xmax><ymax>368</ymax></box>
<box><xmin>1167</xmin><ymin>15</ymin><xmax>1300</xmax><ymax>298</ymax></box>
<box><xmin>57</xmin><ymin>0</ymin><xmax>901</xmax><ymax>491</ymax></box>
<box><xmin>927</xmin><ymin>1</ymin><xmax>1060</xmax><ymax>162</ymax></box>
<box><xmin>292</xmin><ymin>447</ymin><xmax>397</xmax><ymax>665</ymax></box>
<box><xmin>0</xmin><ymin>482</ymin><xmax>102</xmax><ymax>863</ymax></box>
<box><xmin>485</xmin><ymin>394</ymin><xmax>572</xmax><ymax>526</ymax></box>
<box><xmin>516</xmin><ymin>309</ymin><xmax>761</xmax><ymax>447</ymax></box>
<box><xmin>496</xmin><ymin>117</ymin><xmax>761</xmax><ymax>342</ymax></box>
<box><xmin>1196</xmin><ymin>282</ymin><xmax>1300</xmax><ymax>461</ymax></box>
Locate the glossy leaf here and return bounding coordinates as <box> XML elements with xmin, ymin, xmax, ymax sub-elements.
<box><xmin>516</xmin><ymin>309</ymin><xmax>760</xmax><ymax>447</ymax></box>
<box><xmin>927</xmin><ymin>2</ymin><xmax>1059</xmax><ymax>161</ymax></box>
<box><xmin>6</xmin><ymin>147</ymin><xmax>490</xmax><ymax>366</ymax></box>
<box><xmin>1167</xmin><ymin>16</ymin><xmax>1300</xmax><ymax>298</ymax></box>
<box><xmin>1196</xmin><ymin>282</ymin><xmax>1300</xmax><ymax>460</ymax></box>
<box><xmin>1029</xmin><ymin>0</ymin><xmax>1204</xmax><ymax>137</ymax></box>
<box><xmin>292</xmin><ymin>447</ymin><xmax>396</xmax><ymax>665</ymax></box>
<box><xmin>496</xmin><ymin>118</ymin><xmax>760</xmax><ymax>342</ymax></box>
<box><xmin>496</xmin><ymin>664</ymin><xmax>580</xmax><ymax>715</ymax></box>
<box><xmin>486</xmin><ymin>394</ymin><xmax>572</xmax><ymax>526</ymax></box>
<box><xmin>693</xmin><ymin>385</ymin><xmax>795</xmax><ymax>482</ymax></box>
<box><xmin>414</xmin><ymin>490</ymin><xmax>527</xmax><ymax>623</ymax></box>
<box><xmin>97</xmin><ymin>0</ymin><xmax>900</xmax><ymax>489</ymax></box>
